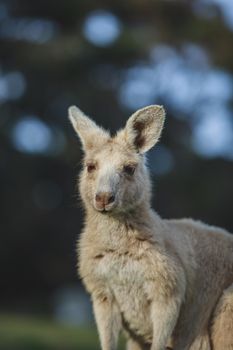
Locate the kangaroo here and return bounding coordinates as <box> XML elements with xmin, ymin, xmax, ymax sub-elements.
<box><xmin>69</xmin><ymin>105</ymin><xmax>233</xmax><ymax>350</ymax></box>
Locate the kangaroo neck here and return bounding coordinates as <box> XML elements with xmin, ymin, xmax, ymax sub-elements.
<box><xmin>85</xmin><ymin>202</ymin><xmax>163</xmax><ymax>243</ymax></box>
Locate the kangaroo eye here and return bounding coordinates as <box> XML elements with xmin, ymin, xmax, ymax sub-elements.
<box><xmin>123</xmin><ymin>164</ymin><xmax>136</xmax><ymax>176</ymax></box>
<box><xmin>87</xmin><ymin>163</ymin><xmax>96</xmax><ymax>173</ymax></box>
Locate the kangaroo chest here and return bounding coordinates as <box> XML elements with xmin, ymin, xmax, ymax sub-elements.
<box><xmin>93</xmin><ymin>249</ymin><xmax>154</xmax><ymax>342</ymax></box>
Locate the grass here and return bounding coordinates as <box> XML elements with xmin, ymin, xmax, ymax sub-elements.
<box><xmin>0</xmin><ymin>314</ymin><xmax>125</xmax><ymax>350</ymax></box>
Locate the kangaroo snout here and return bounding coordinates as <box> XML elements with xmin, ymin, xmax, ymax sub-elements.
<box><xmin>95</xmin><ymin>192</ymin><xmax>115</xmax><ymax>211</ymax></box>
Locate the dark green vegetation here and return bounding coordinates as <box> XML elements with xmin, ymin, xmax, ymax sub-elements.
<box><xmin>0</xmin><ymin>315</ymin><xmax>96</xmax><ymax>350</ymax></box>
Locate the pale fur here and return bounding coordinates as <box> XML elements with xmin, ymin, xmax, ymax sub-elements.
<box><xmin>69</xmin><ymin>105</ymin><xmax>233</xmax><ymax>350</ymax></box>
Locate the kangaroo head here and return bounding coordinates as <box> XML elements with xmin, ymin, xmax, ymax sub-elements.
<box><xmin>69</xmin><ymin>105</ymin><xmax>165</xmax><ymax>214</ymax></box>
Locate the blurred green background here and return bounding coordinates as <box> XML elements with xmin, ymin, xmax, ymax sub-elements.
<box><xmin>0</xmin><ymin>0</ymin><xmax>233</xmax><ymax>349</ymax></box>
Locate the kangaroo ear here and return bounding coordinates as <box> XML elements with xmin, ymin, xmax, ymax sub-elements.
<box><xmin>68</xmin><ymin>106</ymin><xmax>109</xmax><ymax>151</ymax></box>
<box><xmin>125</xmin><ymin>105</ymin><xmax>165</xmax><ymax>153</ymax></box>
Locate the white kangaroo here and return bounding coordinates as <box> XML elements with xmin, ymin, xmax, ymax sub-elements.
<box><xmin>69</xmin><ymin>105</ymin><xmax>233</xmax><ymax>350</ymax></box>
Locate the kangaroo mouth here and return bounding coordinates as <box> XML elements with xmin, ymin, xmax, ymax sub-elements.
<box><xmin>94</xmin><ymin>202</ymin><xmax>116</xmax><ymax>213</ymax></box>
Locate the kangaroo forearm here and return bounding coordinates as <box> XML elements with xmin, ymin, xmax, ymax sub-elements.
<box><xmin>151</xmin><ymin>297</ymin><xmax>182</xmax><ymax>350</ymax></box>
<box><xmin>93</xmin><ymin>296</ymin><xmax>121</xmax><ymax>350</ymax></box>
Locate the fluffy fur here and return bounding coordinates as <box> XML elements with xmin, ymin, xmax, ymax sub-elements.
<box><xmin>69</xmin><ymin>105</ymin><xmax>233</xmax><ymax>350</ymax></box>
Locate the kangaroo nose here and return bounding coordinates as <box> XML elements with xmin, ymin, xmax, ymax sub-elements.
<box><xmin>95</xmin><ymin>192</ymin><xmax>115</xmax><ymax>206</ymax></box>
